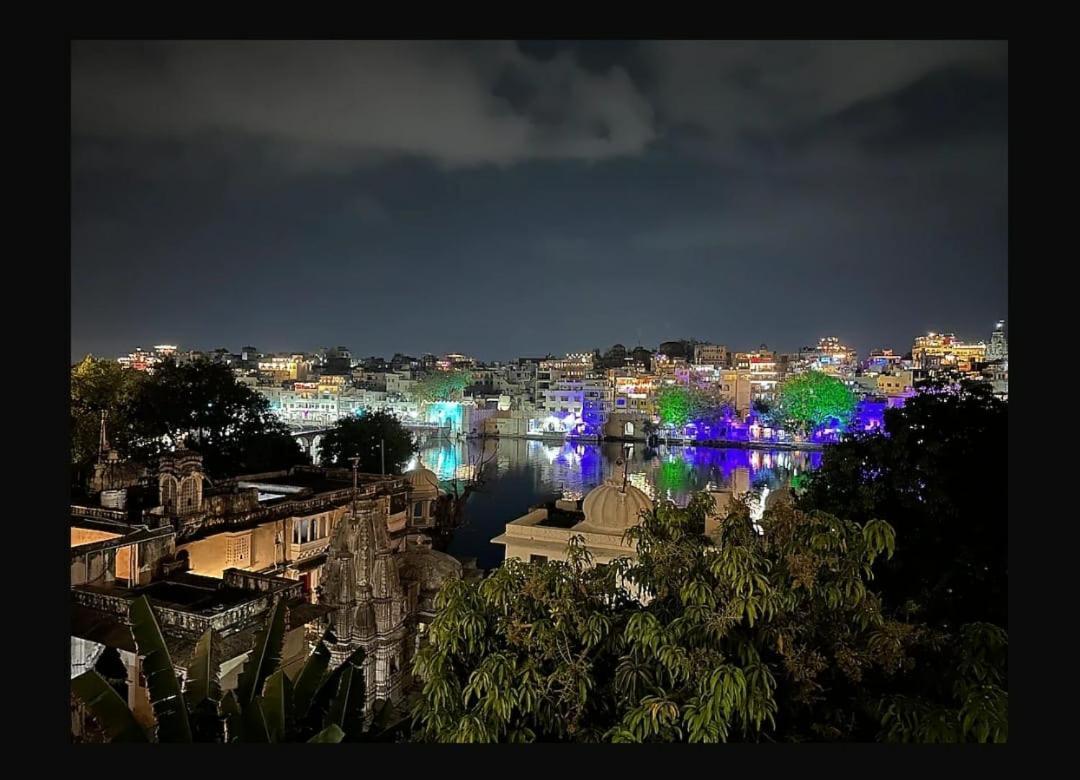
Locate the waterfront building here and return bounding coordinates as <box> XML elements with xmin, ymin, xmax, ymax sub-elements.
<box><xmin>611</xmin><ymin>371</ymin><xmax>658</xmax><ymax>418</ymax></box>
<box><xmin>492</xmin><ymin>477</ymin><xmax>653</xmax><ymax>568</ymax></box>
<box><xmin>735</xmin><ymin>348</ymin><xmax>780</xmax><ymax>404</ymax></box>
<box><xmin>536</xmin><ymin>352</ymin><xmax>594</xmax><ymax>400</ymax></box>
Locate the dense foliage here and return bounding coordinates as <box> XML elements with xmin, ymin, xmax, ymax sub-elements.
<box><xmin>410</xmin><ymin>493</ymin><xmax>988</xmax><ymax>742</ymax></box>
<box><xmin>410</xmin><ymin>370</ymin><xmax>472</xmax><ymax>402</ymax></box>
<box><xmin>655</xmin><ymin>385</ymin><xmax>732</xmax><ymax>433</ymax></box>
<box><xmin>71</xmin><ymin>357</ymin><xmax>305</xmax><ymax>481</ymax></box>
<box><xmin>70</xmin><ymin>356</ymin><xmax>144</xmax><ymax>485</ymax></box>
<box><xmin>776</xmin><ymin>371</ymin><xmax>857</xmax><ymax>436</ymax></box>
<box><xmin>800</xmin><ymin>380</ymin><xmax>1006</xmax><ymax>629</ymax></box>
<box><xmin>318</xmin><ymin>410</ymin><xmax>416</xmax><ymax>474</ymax></box>
<box><xmin>798</xmin><ymin>381</ymin><xmax>1008</xmax><ymax>741</ymax></box>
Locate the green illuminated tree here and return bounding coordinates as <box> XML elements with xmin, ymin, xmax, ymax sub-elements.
<box><xmin>655</xmin><ymin>385</ymin><xmax>695</xmax><ymax>428</ymax></box>
<box><xmin>776</xmin><ymin>371</ymin><xmax>856</xmax><ymax>436</ymax></box>
<box><xmin>410</xmin><ymin>370</ymin><xmax>472</xmax><ymax>402</ymax></box>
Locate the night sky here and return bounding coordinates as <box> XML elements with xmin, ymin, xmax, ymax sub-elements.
<box><xmin>71</xmin><ymin>41</ymin><xmax>1008</xmax><ymax>362</ymax></box>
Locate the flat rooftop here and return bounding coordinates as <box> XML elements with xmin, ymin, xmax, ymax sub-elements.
<box><xmin>77</xmin><ymin>572</ymin><xmax>262</xmax><ymax>614</ymax></box>
<box><xmin>536</xmin><ymin>507</ymin><xmax>584</xmax><ymax>529</ymax></box>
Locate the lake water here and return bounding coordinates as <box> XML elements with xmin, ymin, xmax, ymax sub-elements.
<box><xmin>408</xmin><ymin>439</ymin><xmax>822</xmax><ymax>571</ymax></box>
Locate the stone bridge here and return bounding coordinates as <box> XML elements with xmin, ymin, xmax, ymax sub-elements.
<box><xmin>290</xmin><ymin>422</ymin><xmax>454</xmax><ymax>462</ymax></box>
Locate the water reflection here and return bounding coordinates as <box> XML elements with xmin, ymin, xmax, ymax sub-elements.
<box><xmin>415</xmin><ymin>438</ymin><xmax>822</xmax><ymax>571</ymax></box>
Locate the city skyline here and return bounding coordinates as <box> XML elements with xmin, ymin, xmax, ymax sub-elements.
<box><xmin>99</xmin><ymin>323</ymin><xmax>1005</xmax><ymax>366</ymax></box>
<box><xmin>71</xmin><ymin>40</ymin><xmax>1007</xmax><ymax>364</ymax></box>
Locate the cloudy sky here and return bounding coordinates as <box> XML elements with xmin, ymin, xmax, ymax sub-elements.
<box><xmin>71</xmin><ymin>40</ymin><xmax>1007</xmax><ymax>361</ymax></box>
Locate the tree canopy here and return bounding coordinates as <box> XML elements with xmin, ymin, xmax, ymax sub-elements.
<box><xmin>775</xmin><ymin>371</ymin><xmax>856</xmax><ymax>436</ymax></box>
<box><xmin>71</xmin><ymin>356</ymin><xmax>145</xmax><ymax>484</ymax></box>
<box><xmin>796</xmin><ymin>381</ymin><xmax>1008</xmax><ymax>741</ymax></box>
<box><xmin>124</xmin><ymin>360</ymin><xmax>305</xmax><ymax>477</ymax></box>
<box><xmin>800</xmin><ymin>381</ymin><xmax>1007</xmax><ymax>629</ymax></box>
<box><xmin>411</xmin><ymin>490</ymin><xmax>1003</xmax><ymax>743</ymax></box>
<box><xmin>318</xmin><ymin>410</ymin><xmax>416</xmax><ymax>474</ymax></box>
<box><xmin>655</xmin><ymin>385</ymin><xmax>733</xmax><ymax>432</ymax></box>
<box><xmin>409</xmin><ymin>370</ymin><xmax>472</xmax><ymax>403</ymax></box>
<box><xmin>70</xmin><ymin>357</ymin><xmax>305</xmax><ymax>482</ymax></box>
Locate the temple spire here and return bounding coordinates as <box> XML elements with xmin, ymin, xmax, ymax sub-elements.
<box><xmin>98</xmin><ymin>410</ymin><xmax>109</xmax><ymax>461</ymax></box>
<box><xmin>349</xmin><ymin>455</ymin><xmax>361</xmax><ymax>515</ymax></box>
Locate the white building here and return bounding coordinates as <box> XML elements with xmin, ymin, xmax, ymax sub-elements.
<box><xmin>492</xmin><ymin>478</ymin><xmax>653</xmax><ymax>568</ymax></box>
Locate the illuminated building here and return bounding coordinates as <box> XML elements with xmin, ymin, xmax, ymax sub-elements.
<box><xmin>70</xmin><ymin>507</ymin><xmax>330</xmax><ymax>740</ymax></box>
<box><xmin>320</xmin><ymin>496</ymin><xmax>462</xmax><ymax>720</ymax></box>
<box><xmin>537</xmin><ymin>377</ymin><xmax>611</xmax><ymax>436</ymax></box>
<box><xmin>693</xmin><ymin>343</ymin><xmax>731</xmax><ymax>367</ymax></box>
<box><xmin>436</xmin><ymin>353</ymin><xmax>476</xmax><ymax>371</ymax></box>
<box><xmin>536</xmin><ymin>352</ymin><xmax>594</xmax><ymax>400</ymax></box>
<box><xmin>876</xmin><ymin>370</ymin><xmax>914</xmax><ymax>399</ymax></box>
<box><xmin>492</xmin><ymin>478</ymin><xmax>652</xmax><ymax>570</ymax></box>
<box><xmin>912</xmin><ymin>332</ymin><xmax>987</xmax><ymax>373</ymax></box>
<box><xmin>384</xmin><ymin>370</ymin><xmax>420</xmax><ymax>398</ymax></box>
<box><xmin>794</xmin><ymin>337</ymin><xmax>858</xmax><ymax>380</ymax></box>
<box><xmin>257</xmin><ymin>354</ymin><xmax>312</xmax><ymax>383</ymax></box>
<box><xmin>611</xmin><ymin>371</ymin><xmax>657</xmax><ymax>417</ymax></box>
<box><xmin>117</xmin><ymin>345</ymin><xmax>176</xmax><ymax>373</ymax></box>
<box><xmin>864</xmin><ymin>348</ymin><xmax>903</xmax><ymax>373</ymax></box>
<box><xmin>735</xmin><ymin>347</ymin><xmax>780</xmax><ymax>404</ymax></box>
<box><xmin>987</xmin><ymin>320</ymin><xmax>1008</xmax><ymax>361</ymax></box>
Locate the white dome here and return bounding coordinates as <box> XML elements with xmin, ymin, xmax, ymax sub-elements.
<box><xmin>405</xmin><ymin>457</ymin><xmax>440</xmax><ymax>499</ymax></box>
<box><xmin>575</xmin><ymin>479</ymin><xmax>652</xmax><ymax>535</ymax></box>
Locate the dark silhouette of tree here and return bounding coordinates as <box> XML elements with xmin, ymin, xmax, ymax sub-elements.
<box><xmin>318</xmin><ymin>411</ymin><xmax>416</xmax><ymax>474</ymax></box>
<box><xmin>798</xmin><ymin>381</ymin><xmax>1008</xmax><ymax>742</ymax></box>
<box><xmin>800</xmin><ymin>380</ymin><xmax>1006</xmax><ymax>629</ymax></box>
<box><xmin>125</xmin><ymin>359</ymin><xmax>305</xmax><ymax>477</ymax></box>
<box><xmin>70</xmin><ymin>356</ymin><xmax>145</xmax><ymax>485</ymax></box>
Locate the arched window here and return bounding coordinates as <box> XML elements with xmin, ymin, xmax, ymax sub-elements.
<box><xmin>624</xmin><ymin>422</ymin><xmax>635</xmax><ymax>436</ymax></box>
<box><xmin>179</xmin><ymin>476</ymin><xmax>198</xmax><ymax>515</ymax></box>
<box><xmin>160</xmin><ymin>476</ymin><xmax>178</xmax><ymax>513</ymax></box>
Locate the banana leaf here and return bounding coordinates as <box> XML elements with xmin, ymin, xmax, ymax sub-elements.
<box><xmin>292</xmin><ymin>633</ymin><xmax>331</xmax><ymax>721</ymax></box>
<box><xmin>326</xmin><ymin>665</ymin><xmax>366</xmax><ymax>738</ymax></box>
<box><xmin>184</xmin><ymin>629</ymin><xmax>222</xmax><ymax>708</ymax></box>
<box><xmin>243</xmin><ymin>696</ymin><xmax>272</xmax><ymax>743</ymax></box>
<box><xmin>129</xmin><ymin>595</ymin><xmax>192</xmax><ymax>742</ymax></box>
<box><xmin>71</xmin><ymin>670</ymin><xmax>149</xmax><ymax>743</ymax></box>
<box><xmin>308</xmin><ymin>646</ymin><xmax>366</xmax><ymax>736</ymax></box>
<box><xmin>220</xmin><ymin>690</ymin><xmax>244</xmax><ymax>743</ymax></box>
<box><xmin>235</xmin><ymin>598</ymin><xmax>287</xmax><ymax>707</ymax></box>
<box><xmin>308</xmin><ymin>724</ymin><xmax>345</xmax><ymax>743</ymax></box>
<box><xmin>261</xmin><ymin>669</ymin><xmax>295</xmax><ymax>742</ymax></box>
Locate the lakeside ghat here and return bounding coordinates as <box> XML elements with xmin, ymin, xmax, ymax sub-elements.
<box><xmin>409</xmin><ymin>438</ymin><xmax>822</xmax><ymax>571</ymax></box>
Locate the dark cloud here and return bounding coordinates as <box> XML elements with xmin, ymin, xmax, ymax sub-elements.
<box><xmin>71</xmin><ymin>41</ymin><xmax>1007</xmax><ymax>361</ymax></box>
<box><xmin>71</xmin><ymin>41</ymin><xmax>656</xmax><ymax>169</ymax></box>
